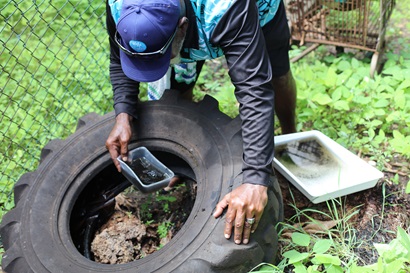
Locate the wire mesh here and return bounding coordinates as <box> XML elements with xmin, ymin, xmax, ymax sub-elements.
<box><xmin>286</xmin><ymin>0</ymin><xmax>396</xmax><ymax>51</ymax></box>
<box><xmin>0</xmin><ymin>0</ymin><xmax>112</xmax><ymax>216</ymax></box>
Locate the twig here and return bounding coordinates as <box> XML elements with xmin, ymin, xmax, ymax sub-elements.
<box><xmin>290</xmin><ymin>43</ymin><xmax>321</xmax><ymax>63</ymax></box>
<box><xmin>384</xmin><ymin>168</ymin><xmax>407</xmax><ymax>177</ymax></box>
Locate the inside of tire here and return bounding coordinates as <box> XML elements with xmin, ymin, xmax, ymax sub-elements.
<box><xmin>69</xmin><ymin>150</ymin><xmax>197</xmax><ymax>264</ymax></box>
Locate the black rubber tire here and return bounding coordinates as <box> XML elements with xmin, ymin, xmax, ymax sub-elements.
<box><xmin>0</xmin><ymin>90</ymin><xmax>283</xmax><ymax>273</ymax></box>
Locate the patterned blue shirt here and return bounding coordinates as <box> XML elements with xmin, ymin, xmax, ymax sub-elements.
<box><xmin>109</xmin><ymin>0</ymin><xmax>280</xmax><ymax>62</ymax></box>
<box><xmin>184</xmin><ymin>0</ymin><xmax>280</xmax><ymax>62</ymax></box>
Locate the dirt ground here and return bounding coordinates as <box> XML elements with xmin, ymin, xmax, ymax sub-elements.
<box><xmin>91</xmin><ymin>181</ymin><xmax>196</xmax><ymax>264</ymax></box>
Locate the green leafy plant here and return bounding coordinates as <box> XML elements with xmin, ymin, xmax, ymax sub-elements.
<box><xmin>155</xmin><ymin>194</ymin><xmax>177</xmax><ymax>213</ymax></box>
<box><xmin>251</xmin><ymin>227</ymin><xmax>410</xmax><ymax>273</ymax></box>
<box><xmin>157</xmin><ymin>221</ymin><xmax>173</xmax><ymax>239</ymax></box>
<box><xmin>350</xmin><ymin>227</ymin><xmax>410</xmax><ymax>273</ymax></box>
<box><xmin>281</xmin><ymin>233</ymin><xmax>344</xmax><ymax>273</ymax></box>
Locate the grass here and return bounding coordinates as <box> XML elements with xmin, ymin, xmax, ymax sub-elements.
<box><xmin>1</xmin><ymin>0</ymin><xmax>410</xmax><ymax>270</ymax></box>
<box><xmin>0</xmin><ymin>0</ymin><xmax>112</xmax><ymax>218</ymax></box>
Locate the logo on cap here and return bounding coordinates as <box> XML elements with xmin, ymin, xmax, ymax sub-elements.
<box><xmin>129</xmin><ymin>40</ymin><xmax>147</xmax><ymax>53</ymax></box>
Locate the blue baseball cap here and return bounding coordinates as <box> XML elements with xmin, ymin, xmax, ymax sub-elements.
<box><xmin>116</xmin><ymin>0</ymin><xmax>181</xmax><ymax>82</ymax></box>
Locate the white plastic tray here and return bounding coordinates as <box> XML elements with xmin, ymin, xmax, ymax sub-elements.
<box><xmin>273</xmin><ymin>131</ymin><xmax>383</xmax><ymax>203</ymax></box>
<box><xmin>118</xmin><ymin>147</ymin><xmax>174</xmax><ymax>193</ymax></box>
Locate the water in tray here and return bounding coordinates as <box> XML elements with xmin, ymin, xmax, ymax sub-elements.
<box><xmin>127</xmin><ymin>156</ymin><xmax>168</xmax><ymax>184</ymax></box>
<box><xmin>275</xmin><ymin>138</ymin><xmax>346</xmax><ymax>191</ymax></box>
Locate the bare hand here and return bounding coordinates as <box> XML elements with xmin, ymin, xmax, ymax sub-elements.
<box><xmin>105</xmin><ymin>113</ymin><xmax>133</xmax><ymax>172</ymax></box>
<box><xmin>213</xmin><ymin>184</ymin><xmax>268</xmax><ymax>245</ymax></box>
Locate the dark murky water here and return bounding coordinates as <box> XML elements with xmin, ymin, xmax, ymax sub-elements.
<box><xmin>127</xmin><ymin>157</ymin><xmax>168</xmax><ymax>184</ymax></box>
<box><xmin>275</xmin><ymin>138</ymin><xmax>344</xmax><ymax>189</ymax></box>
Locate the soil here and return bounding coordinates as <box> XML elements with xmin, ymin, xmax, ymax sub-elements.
<box><xmin>90</xmin><ymin>180</ymin><xmax>196</xmax><ymax>264</ymax></box>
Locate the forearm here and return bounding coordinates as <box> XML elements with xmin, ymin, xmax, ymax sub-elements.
<box><xmin>110</xmin><ymin>61</ymin><xmax>140</xmax><ymax>118</ymax></box>
<box><xmin>106</xmin><ymin>0</ymin><xmax>140</xmax><ymax>118</ymax></box>
<box><xmin>211</xmin><ymin>0</ymin><xmax>275</xmax><ymax>187</ymax></box>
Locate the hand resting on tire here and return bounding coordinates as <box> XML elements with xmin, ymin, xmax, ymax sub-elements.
<box><xmin>213</xmin><ymin>183</ymin><xmax>268</xmax><ymax>245</ymax></box>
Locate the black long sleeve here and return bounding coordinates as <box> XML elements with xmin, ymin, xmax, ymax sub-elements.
<box><xmin>211</xmin><ymin>0</ymin><xmax>275</xmax><ymax>186</ymax></box>
<box><xmin>106</xmin><ymin>0</ymin><xmax>140</xmax><ymax>118</ymax></box>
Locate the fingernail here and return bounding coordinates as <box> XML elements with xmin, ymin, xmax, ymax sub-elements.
<box><xmin>224</xmin><ymin>234</ymin><xmax>230</xmax><ymax>239</ymax></box>
<box><xmin>123</xmin><ymin>156</ymin><xmax>128</xmax><ymax>161</ymax></box>
<box><xmin>235</xmin><ymin>240</ymin><xmax>241</xmax><ymax>244</ymax></box>
<box><xmin>243</xmin><ymin>239</ymin><xmax>249</xmax><ymax>244</ymax></box>
<box><xmin>251</xmin><ymin>230</ymin><xmax>255</xmax><ymax>233</ymax></box>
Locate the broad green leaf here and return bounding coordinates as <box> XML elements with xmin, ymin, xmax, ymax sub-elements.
<box><xmin>331</xmin><ymin>88</ymin><xmax>342</xmax><ymax>102</ymax></box>
<box><xmin>339</xmin><ymin>86</ymin><xmax>351</xmax><ymax>98</ymax></box>
<box><xmin>386</xmin><ymin>111</ymin><xmax>401</xmax><ymax>123</ymax></box>
<box><xmin>293</xmin><ymin>262</ymin><xmax>307</xmax><ymax>273</ymax></box>
<box><xmin>325</xmin><ymin>68</ymin><xmax>337</xmax><ymax>87</ymax></box>
<box><xmin>393</xmin><ymin>130</ymin><xmax>404</xmax><ymax>139</ymax></box>
<box><xmin>406</xmin><ymin>181</ymin><xmax>410</xmax><ymax>194</ymax></box>
<box><xmin>394</xmin><ymin>89</ymin><xmax>406</xmax><ymax>109</ymax></box>
<box><xmin>370</xmin><ymin>119</ymin><xmax>383</xmax><ymax>128</ymax></box>
<box><xmin>353</xmin><ymin>95</ymin><xmax>371</xmax><ymax>105</ymax></box>
<box><xmin>312</xmin><ymin>93</ymin><xmax>332</xmax><ymax>105</ymax></box>
<box><xmin>312</xmin><ymin>254</ymin><xmax>341</xmax><ymax>266</ymax></box>
<box><xmin>397</xmin><ymin>227</ymin><xmax>410</xmax><ymax>253</ymax></box>
<box><xmin>379</xmin><ymin>83</ymin><xmax>395</xmax><ymax>93</ymax></box>
<box><xmin>312</xmin><ymin>239</ymin><xmax>332</xmax><ymax>254</ymax></box>
<box><xmin>374</xmin><ymin>99</ymin><xmax>390</xmax><ymax>108</ymax></box>
<box><xmin>374</xmin><ymin>129</ymin><xmax>386</xmax><ymax>143</ymax></box>
<box><xmin>337</xmin><ymin>60</ymin><xmax>351</xmax><ymax>71</ymax></box>
<box><xmin>375</xmin><ymin>237</ymin><xmax>408</xmax><ymax>264</ymax></box>
<box><xmin>383</xmin><ymin>66</ymin><xmax>402</xmax><ymax>76</ymax></box>
<box><xmin>385</xmin><ymin>259</ymin><xmax>406</xmax><ymax>273</ymax></box>
<box><xmin>351</xmin><ymin>58</ymin><xmax>360</xmax><ymax>69</ymax></box>
<box><xmin>292</xmin><ymin>232</ymin><xmax>311</xmax><ymax>247</ymax></box>
<box><xmin>336</xmin><ymin>69</ymin><xmax>353</xmax><ymax>85</ymax></box>
<box><xmin>306</xmin><ymin>265</ymin><xmax>320</xmax><ymax>273</ymax></box>
<box><xmin>324</xmin><ymin>264</ymin><xmax>344</xmax><ymax>273</ymax></box>
<box><xmin>351</xmin><ymin>262</ymin><xmax>377</xmax><ymax>273</ymax></box>
<box><xmin>363</xmin><ymin>110</ymin><xmax>375</xmax><ymax>120</ymax></box>
<box><xmin>397</xmin><ymin>79</ymin><xmax>410</xmax><ymax>91</ymax></box>
<box><xmin>283</xmin><ymin>250</ymin><xmax>309</xmax><ymax>264</ymax></box>
<box><xmin>345</xmin><ymin>77</ymin><xmax>359</xmax><ymax>89</ymax></box>
<box><xmin>368</xmin><ymin>128</ymin><xmax>375</xmax><ymax>140</ymax></box>
<box><xmin>374</xmin><ymin>109</ymin><xmax>386</xmax><ymax>116</ymax></box>
<box><xmin>333</xmin><ymin>100</ymin><xmax>350</xmax><ymax>111</ymax></box>
<box><xmin>390</xmin><ymin>136</ymin><xmax>410</xmax><ymax>157</ymax></box>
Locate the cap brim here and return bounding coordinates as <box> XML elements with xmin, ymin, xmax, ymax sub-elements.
<box><xmin>120</xmin><ymin>47</ymin><xmax>172</xmax><ymax>82</ymax></box>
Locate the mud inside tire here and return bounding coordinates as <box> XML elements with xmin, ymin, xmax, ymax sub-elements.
<box><xmin>0</xmin><ymin>90</ymin><xmax>283</xmax><ymax>273</ymax></box>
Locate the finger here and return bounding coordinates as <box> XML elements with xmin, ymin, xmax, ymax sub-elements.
<box><xmin>224</xmin><ymin>207</ymin><xmax>235</xmax><ymax>240</ymax></box>
<box><xmin>109</xmin><ymin>148</ymin><xmax>121</xmax><ymax>172</ymax></box>
<box><xmin>119</xmin><ymin>139</ymin><xmax>129</xmax><ymax>162</ymax></box>
<box><xmin>105</xmin><ymin>140</ymin><xmax>121</xmax><ymax>172</ymax></box>
<box><xmin>213</xmin><ymin>194</ymin><xmax>230</xmax><ymax>218</ymax></box>
<box><xmin>164</xmin><ymin>176</ymin><xmax>181</xmax><ymax>191</ymax></box>
<box><xmin>233</xmin><ymin>210</ymin><xmax>246</xmax><ymax>244</ymax></box>
<box><xmin>242</xmin><ymin>214</ymin><xmax>254</xmax><ymax>244</ymax></box>
<box><xmin>168</xmin><ymin>176</ymin><xmax>181</xmax><ymax>188</ymax></box>
<box><xmin>250</xmin><ymin>212</ymin><xmax>263</xmax><ymax>234</ymax></box>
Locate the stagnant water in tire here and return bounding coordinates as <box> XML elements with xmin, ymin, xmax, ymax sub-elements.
<box><xmin>70</xmin><ymin>152</ymin><xmax>197</xmax><ymax>264</ymax></box>
<box><xmin>92</xmin><ymin>182</ymin><xmax>196</xmax><ymax>264</ymax></box>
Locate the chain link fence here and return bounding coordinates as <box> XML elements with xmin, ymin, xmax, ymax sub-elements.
<box><xmin>1</xmin><ymin>0</ymin><xmax>113</xmax><ymax>217</ymax></box>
